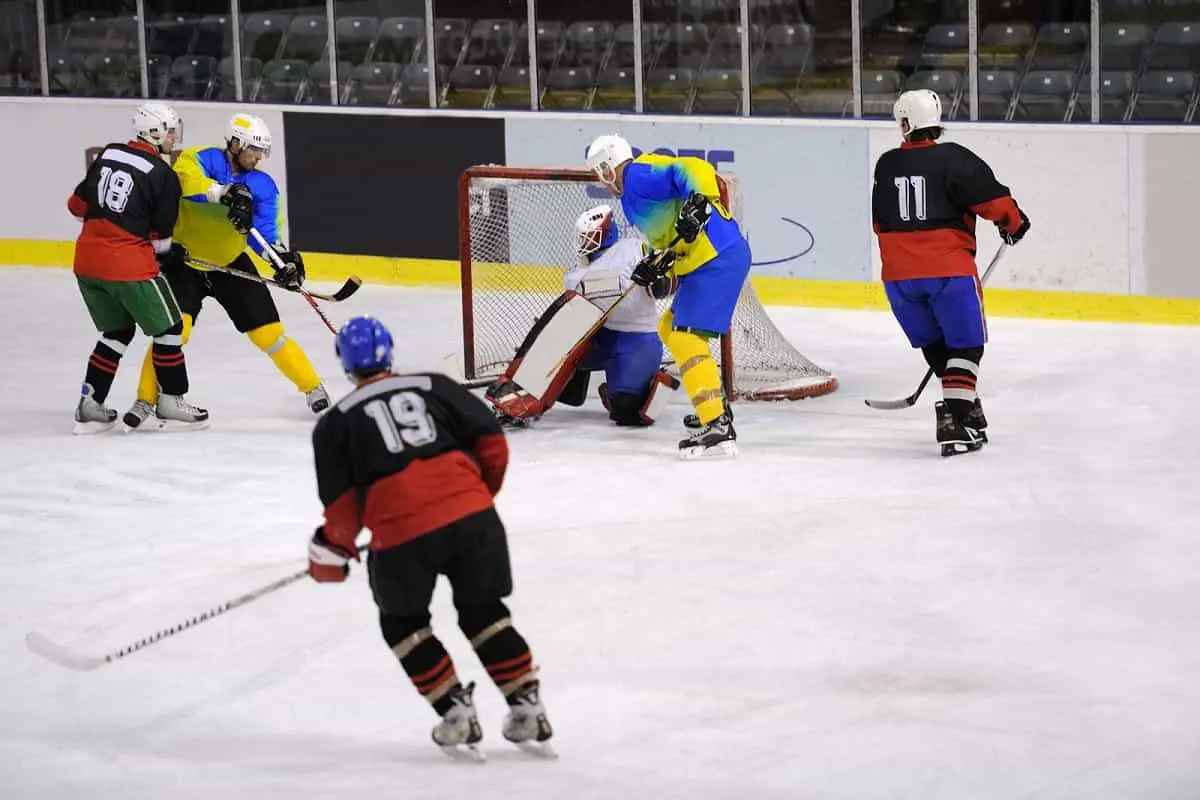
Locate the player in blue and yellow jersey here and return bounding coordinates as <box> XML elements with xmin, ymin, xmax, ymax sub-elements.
<box><xmin>585</xmin><ymin>133</ymin><xmax>750</xmax><ymax>458</ymax></box>
<box><xmin>123</xmin><ymin>112</ymin><xmax>328</xmax><ymax>430</ymax></box>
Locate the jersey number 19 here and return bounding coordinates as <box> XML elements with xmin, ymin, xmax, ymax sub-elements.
<box><xmin>364</xmin><ymin>392</ymin><xmax>439</xmax><ymax>453</ymax></box>
<box><xmin>893</xmin><ymin>175</ymin><xmax>928</xmax><ymax>222</ymax></box>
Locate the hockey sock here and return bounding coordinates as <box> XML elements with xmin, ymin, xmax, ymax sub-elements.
<box><xmin>381</xmin><ymin>613</ymin><xmax>461</xmax><ymax>715</ymax></box>
<box><xmin>246</xmin><ymin>322</ymin><xmax>321</xmax><ymax>393</ymax></box>
<box><xmin>662</xmin><ymin>325</ymin><xmax>723</xmax><ymax>426</ymax></box>
<box><xmin>942</xmin><ymin>346</ymin><xmax>983</xmax><ymax>419</ymax></box>
<box><xmin>84</xmin><ymin>327</ymin><xmax>135</xmax><ymax>403</ymax></box>
<box><xmin>152</xmin><ymin>319</ymin><xmax>188</xmax><ymax>396</ymax></box>
<box><xmin>138</xmin><ymin>313</ymin><xmax>193</xmax><ymax>404</ymax></box>
<box><xmin>459</xmin><ymin>601</ymin><xmax>538</xmax><ymax>700</ymax></box>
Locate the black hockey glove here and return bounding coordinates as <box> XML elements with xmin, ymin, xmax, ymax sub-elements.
<box><xmin>156</xmin><ymin>242</ymin><xmax>188</xmax><ymax>269</ymax></box>
<box><xmin>674</xmin><ymin>191</ymin><xmax>712</xmax><ymax>244</ymax></box>
<box><xmin>631</xmin><ymin>249</ymin><xmax>676</xmax><ymax>287</ymax></box>
<box><xmin>219</xmin><ymin>183</ymin><xmax>254</xmax><ymax>234</ymax></box>
<box><xmin>998</xmin><ymin>205</ymin><xmax>1030</xmax><ymax>246</ymax></box>
<box><xmin>271</xmin><ymin>247</ymin><xmax>305</xmax><ymax>289</ymax></box>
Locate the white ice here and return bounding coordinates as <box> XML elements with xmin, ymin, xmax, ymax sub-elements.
<box><xmin>1</xmin><ymin>266</ymin><xmax>1198</xmax><ymax>799</ymax></box>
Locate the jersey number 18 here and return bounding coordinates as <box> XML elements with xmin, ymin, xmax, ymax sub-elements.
<box><xmin>97</xmin><ymin>166</ymin><xmax>135</xmax><ymax>214</ymax></box>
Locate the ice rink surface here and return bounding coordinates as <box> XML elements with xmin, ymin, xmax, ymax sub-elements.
<box><xmin>1</xmin><ymin>266</ymin><xmax>1198</xmax><ymax>799</ymax></box>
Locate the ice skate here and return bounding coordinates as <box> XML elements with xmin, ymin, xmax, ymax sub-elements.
<box><xmin>684</xmin><ymin>401</ymin><xmax>733</xmax><ymax>431</ymax></box>
<box><xmin>432</xmin><ymin>682</ymin><xmax>485</xmax><ymax>763</ymax></box>
<box><xmin>936</xmin><ymin>401</ymin><xmax>983</xmax><ymax>457</ymax></box>
<box><xmin>73</xmin><ymin>384</ymin><xmax>117</xmax><ymax>435</ymax></box>
<box><xmin>155</xmin><ymin>393</ymin><xmax>210</xmax><ymax>432</ymax></box>
<box><xmin>121</xmin><ymin>399</ymin><xmax>162</xmax><ymax>432</ymax></box>
<box><xmin>502</xmin><ymin>680</ymin><xmax>556</xmax><ymax>759</ymax></box>
<box><xmin>306</xmin><ymin>384</ymin><xmax>330</xmax><ymax>413</ymax></box>
<box><xmin>679</xmin><ymin>412</ymin><xmax>738</xmax><ymax>459</ymax></box>
<box><xmin>964</xmin><ymin>397</ymin><xmax>988</xmax><ymax>444</ymax></box>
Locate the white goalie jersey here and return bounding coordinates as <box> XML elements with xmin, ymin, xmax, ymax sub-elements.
<box><xmin>562</xmin><ymin>237</ymin><xmax>658</xmax><ymax>334</ymax></box>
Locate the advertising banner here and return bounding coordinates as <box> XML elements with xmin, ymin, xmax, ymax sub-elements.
<box><xmin>0</xmin><ymin>98</ymin><xmax>288</xmax><ymax>245</ymax></box>
<box><xmin>503</xmin><ymin>116</ymin><xmax>873</xmax><ymax>281</ymax></box>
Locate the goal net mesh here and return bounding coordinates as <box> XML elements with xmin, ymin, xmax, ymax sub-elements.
<box><xmin>460</xmin><ymin>167</ymin><xmax>837</xmax><ymax>401</ymax></box>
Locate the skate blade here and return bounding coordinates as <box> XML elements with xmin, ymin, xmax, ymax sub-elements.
<box><xmin>148</xmin><ymin>417</ymin><xmax>210</xmax><ymax>433</ymax></box>
<box><xmin>72</xmin><ymin>419</ymin><xmax>115</xmax><ymax>435</ymax></box>
<box><xmin>439</xmin><ymin>743</ymin><xmax>486</xmax><ymax>763</ymax></box>
<box><xmin>679</xmin><ymin>440</ymin><xmax>739</xmax><ymax>460</ymax></box>
<box><xmin>939</xmin><ymin>441</ymin><xmax>983</xmax><ymax>457</ymax></box>
<box><xmin>513</xmin><ymin>740</ymin><xmax>559</xmax><ymax>759</ymax></box>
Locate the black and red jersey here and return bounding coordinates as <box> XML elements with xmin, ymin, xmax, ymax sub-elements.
<box><xmin>312</xmin><ymin>372</ymin><xmax>509</xmax><ymax>553</ymax></box>
<box><xmin>872</xmin><ymin>140</ymin><xmax>1025</xmax><ymax>281</ymax></box>
<box><xmin>68</xmin><ymin>139</ymin><xmax>181</xmax><ymax>282</ymax></box>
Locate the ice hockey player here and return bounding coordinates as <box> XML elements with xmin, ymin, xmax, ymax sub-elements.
<box><xmin>872</xmin><ymin>89</ymin><xmax>1030</xmax><ymax>456</ymax></box>
<box><xmin>124</xmin><ymin>112</ymin><xmax>328</xmax><ymax>430</ymax></box>
<box><xmin>485</xmin><ymin>204</ymin><xmax>679</xmax><ymax>428</ymax></box>
<box><xmin>585</xmin><ymin>133</ymin><xmax>750</xmax><ymax>458</ymax></box>
<box><xmin>307</xmin><ymin>316</ymin><xmax>554</xmax><ymax>762</ymax></box>
<box><xmin>68</xmin><ymin>102</ymin><xmax>208</xmax><ymax>434</ymax></box>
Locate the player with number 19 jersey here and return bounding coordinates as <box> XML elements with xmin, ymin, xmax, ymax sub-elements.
<box><xmin>312</xmin><ymin>372</ymin><xmax>509</xmax><ymax>552</ymax></box>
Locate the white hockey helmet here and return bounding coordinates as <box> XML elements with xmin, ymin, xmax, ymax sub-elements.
<box><xmin>227</xmin><ymin>112</ymin><xmax>272</xmax><ymax>156</ymax></box>
<box><xmin>575</xmin><ymin>204</ymin><xmax>619</xmax><ymax>257</ymax></box>
<box><xmin>893</xmin><ymin>89</ymin><xmax>942</xmax><ymax>139</ymax></box>
<box><xmin>133</xmin><ymin>102</ymin><xmax>183</xmax><ymax>153</ymax></box>
<box><xmin>585</xmin><ymin>133</ymin><xmax>634</xmax><ymax>188</ymax></box>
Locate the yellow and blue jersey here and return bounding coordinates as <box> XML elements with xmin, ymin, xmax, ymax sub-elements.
<box><xmin>173</xmin><ymin>145</ymin><xmax>284</xmax><ymax>267</ymax></box>
<box><xmin>619</xmin><ymin>153</ymin><xmax>745</xmax><ymax>276</ymax></box>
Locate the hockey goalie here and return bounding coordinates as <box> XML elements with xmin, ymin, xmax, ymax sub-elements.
<box><xmin>485</xmin><ymin>205</ymin><xmax>679</xmax><ymax>428</ymax></box>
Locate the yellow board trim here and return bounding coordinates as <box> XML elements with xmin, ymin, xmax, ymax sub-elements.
<box><xmin>6</xmin><ymin>239</ymin><xmax>1199</xmax><ymax>326</ymax></box>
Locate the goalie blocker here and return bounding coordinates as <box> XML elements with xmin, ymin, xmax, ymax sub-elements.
<box><xmin>485</xmin><ymin>291</ymin><xmax>679</xmax><ymax>426</ymax></box>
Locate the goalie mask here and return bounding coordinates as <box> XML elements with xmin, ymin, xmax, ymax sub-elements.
<box><xmin>574</xmin><ymin>205</ymin><xmax>619</xmax><ymax>259</ymax></box>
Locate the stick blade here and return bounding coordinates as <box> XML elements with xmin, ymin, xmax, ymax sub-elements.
<box><xmin>863</xmin><ymin>396</ymin><xmax>917</xmax><ymax>410</ymax></box>
<box><xmin>25</xmin><ymin>631</ymin><xmax>105</xmax><ymax>671</ymax></box>
<box><xmin>331</xmin><ymin>276</ymin><xmax>363</xmax><ymax>301</ymax></box>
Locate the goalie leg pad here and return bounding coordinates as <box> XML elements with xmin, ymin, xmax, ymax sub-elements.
<box><xmin>486</xmin><ymin>292</ymin><xmax>603</xmax><ymax>420</ymax></box>
<box><xmin>607</xmin><ymin>370</ymin><xmax>680</xmax><ymax>426</ymax></box>
<box><xmin>557</xmin><ymin>369</ymin><xmax>590</xmax><ymax>407</ymax></box>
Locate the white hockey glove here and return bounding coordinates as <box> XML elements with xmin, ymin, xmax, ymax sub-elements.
<box><xmin>307</xmin><ymin>527</ymin><xmax>357</xmax><ymax>583</ymax></box>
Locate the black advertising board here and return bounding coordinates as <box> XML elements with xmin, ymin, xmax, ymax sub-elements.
<box><xmin>283</xmin><ymin>111</ymin><xmax>506</xmax><ymax>260</ymax></box>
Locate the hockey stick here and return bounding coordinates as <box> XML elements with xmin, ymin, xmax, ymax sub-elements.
<box><xmin>544</xmin><ymin>231</ymin><xmax>685</xmax><ymax>380</ymax></box>
<box><xmin>864</xmin><ymin>243</ymin><xmax>1009</xmax><ymax>411</ymax></box>
<box><xmin>249</xmin><ymin>227</ymin><xmax>339</xmax><ymax>335</ymax></box>
<box><xmin>185</xmin><ymin>256</ymin><xmax>362</xmax><ymax>303</ymax></box>
<box><xmin>25</xmin><ymin>546</ymin><xmax>367</xmax><ymax>671</ymax></box>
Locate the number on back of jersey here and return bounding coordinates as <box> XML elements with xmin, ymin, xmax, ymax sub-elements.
<box><xmin>363</xmin><ymin>391</ymin><xmax>438</xmax><ymax>453</ymax></box>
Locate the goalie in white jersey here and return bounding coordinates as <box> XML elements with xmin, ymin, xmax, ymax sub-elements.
<box><xmin>485</xmin><ymin>205</ymin><xmax>679</xmax><ymax>426</ymax></box>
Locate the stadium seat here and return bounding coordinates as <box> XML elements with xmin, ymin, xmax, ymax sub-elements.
<box><xmin>1131</xmin><ymin>70</ymin><xmax>1196</xmax><ymax>122</ymax></box>
<box><xmin>1014</xmin><ymin>69</ymin><xmax>1075</xmax><ymax>121</ymax></box>
<box><xmin>397</xmin><ymin>62</ymin><xmax>439</xmax><ymax>106</ymax></box>
<box><xmin>464</xmin><ymin>19</ymin><xmax>520</xmax><ymax>68</ymax></box>
<box><xmin>860</xmin><ymin>68</ymin><xmax>902</xmax><ymax>117</ymax></box>
<box><xmin>347</xmin><ymin>61</ymin><xmax>400</xmax><ymax>105</ymax></box>
<box><xmin>593</xmin><ymin>66</ymin><xmax>635</xmax><ymax>110</ymax></box>
<box><xmin>433</xmin><ymin>18</ymin><xmax>469</xmax><ymax>67</ymax></box>
<box><xmin>194</xmin><ymin>14</ymin><xmax>233</xmax><ymax>60</ymax></box>
<box><xmin>542</xmin><ymin>65</ymin><xmax>594</xmax><ymax>109</ymax></box>
<box><xmin>376</xmin><ymin>17</ymin><xmax>423</xmax><ymax>65</ymax></box>
<box><xmin>979</xmin><ymin>23</ymin><xmax>1035</xmax><ymax>69</ymax></box>
<box><xmin>656</xmin><ymin>22</ymin><xmax>709</xmax><ymax>71</ymax></box>
<box><xmin>1100</xmin><ymin>22</ymin><xmax>1151</xmax><ymax>71</ymax></box>
<box><xmin>1071</xmin><ymin>70</ymin><xmax>1134</xmax><ymax>121</ymax></box>
<box><xmin>241</xmin><ymin>13</ymin><xmax>289</xmax><ymax>63</ymax></box>
<box><xmin>146</xmin><ymin>53</ymin><xmax>173</xmax><ymax>97</ymax></box>
<box><xmin>166</xmin><ymin>54</ymin><xmax>216</xmax><ymax>99</ymax></box>
<box><xmin>303</xmin><ymin>60</ymin><xmax>351</xmax><ymax>104</ymax></box>
<box><xmin>919</xmin><ymin>23</ymin><xmax>968</xmax><ymax>69</ymax></box>
<box><xmin>1029</xmin><ymin>21</ymin><xmax>1089</xmax><ymax>70</ymax></box>
<box><xmin>644</xmin><ymin>67</ymin><xmax>694</xmax><ymax>113</ymax></box>
<box><xmin>254</xmin><ymin>58</ymin><xmax>308</xmax><ymax>103</ymax></box>
<box><xmin>1145</xmin><ymin>22</ymin><xmax>1200</xmax><ymax>71</ymax></box>
<box><xmin>334</xmin><ymin>17</ymin><xmax>379</xmax><ymax>66</ymax></box>
<box><xmin>978</xmin><ymin>69</ymin><xmax>1019</xmax><ymax>119</ymax></box>
<box><xmin>445</xmin><ymin>62</ymin><xmax>496</xmax><ymax>108</ymax></box>
<box><xmin>281</xmin><ymin>15</ymin><xmax>327</xmax><ymax>62</ymax></box>
<box><xmin>84</xmin><ymin>52</ymin><xmax>135</xmax><ymax>97</ymax></box>
<box><xmin>903</xmin><ymin>69</ymin><xmax>963</xmax><ymax>117</ymax></box>
<box><xmin>214</xmin><ymin>56</ymin><xmax>262</xmax><ymax>101</ymax></box>
<box><xmin>693</xmin><ymin>67</ymin><xmax>741</xmax><ymax>114</ymax></box>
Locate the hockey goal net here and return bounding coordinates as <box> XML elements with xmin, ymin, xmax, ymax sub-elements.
<box><xmin>458</xmin><ymin>165</ymin><xmax>837</xmax><ymax>401</ymax></box>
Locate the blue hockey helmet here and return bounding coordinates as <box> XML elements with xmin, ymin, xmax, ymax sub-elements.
<box><xmin>336</xmin><ymin>316</ymin><xmax>394</xmax><ymax>378</ymax></box>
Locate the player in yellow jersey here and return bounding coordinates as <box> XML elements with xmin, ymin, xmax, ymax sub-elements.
<box><xmin>123</xmin><ymin>112</ymin><xmax>328</xmax><ymax>430</ymax></box>
<box><xmin>585</xmin><ymin>134</ymin><xmax>751</xmax><ymax>458</ymax></box>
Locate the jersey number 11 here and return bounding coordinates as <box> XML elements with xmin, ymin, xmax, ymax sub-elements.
<box><xmin>893</xmin><ymin>175</ymin><xmax>927</xmax><ymax>222</ymax></box>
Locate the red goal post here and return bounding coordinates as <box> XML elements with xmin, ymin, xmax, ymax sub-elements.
<box><xmin>458</xmin><ymin>165</ymin><xmax>837</xmax><ymax>401</ymax></box>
